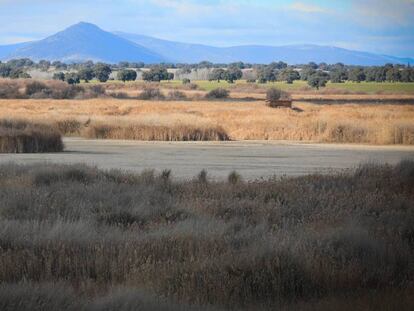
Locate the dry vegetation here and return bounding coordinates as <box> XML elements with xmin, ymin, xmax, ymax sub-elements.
<box><xmin>1</xmin><ymin>98</ymin><xmax>413</xmax><ymax>144</ymax></box>
<box><xmin>0</xmin><ymin>79</ymin><xmax>107</xmax><ymax>100</ymax></box>
<box><xmin>0</xmin><ymin>161</ymin><xmax>413</xmax><ymax>310</ymax></box>
<box><xmin>0</xmin><ymin>119</ymin><xmax>63</xmax><ymax>153</ymax></box>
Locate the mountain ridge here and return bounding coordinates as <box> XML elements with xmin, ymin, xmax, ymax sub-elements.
<box><xmin>0</xmin><ymin>22</ymin><xmax>412</xmax><ymax>65</ymax></box>
<box><xmin>1</xmin><ymin>22</ymin><xmax>165</xmax><ymax>64</ymax></box>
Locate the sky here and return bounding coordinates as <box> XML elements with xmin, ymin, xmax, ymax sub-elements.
<box><xmin>0</xmin><ymin>0</ymin><xmax>413</xmax><ymax>57</ymax></box>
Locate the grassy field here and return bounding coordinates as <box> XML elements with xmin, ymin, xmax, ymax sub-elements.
<box><xmin>81</xmin><ymin>79</ymin><xmax>414</xmax><ymax>94</ymax></box>
<box><xmin>189</xmin><ymin>80</ymin><xmax>414</xmax><ymax>93</ymax></box>
<box><xmin>0</xmin><ymin>161</ymin><xmax>413</xmax><ymax>310</ymax></box>
<box><xmin>1</xmin><ymin>99</ymin><xmax>413</xmax><ymax>144</ymax></box>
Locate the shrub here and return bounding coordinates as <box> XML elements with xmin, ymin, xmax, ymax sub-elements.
<box><xmin>182</xmin><ymin>78</ymin><xmax>191</xmax><ymax>84</ymax></box>
<box><xmin>167</xmin><ymin>90</ymin><xmax>187</xmax><ymax>100</ymax></box>
<box><xmin>138</xmin><ymin>88</ymin><xmax>165</xmax><ymax>100</ymax></box>
<box><xmin>197</xmin><ymin>169</ymin><xmax>208</xmax><ymax>183</ymax></box>
<box><xmin>266</xmin><ymin>87</ymin><xmax>291</xmax><ymax>108</ymax></box>
<box><xmin>0</xmin><ymin>119</ymin><xmax>64</xmax><ymax>153</ymax></box>
<box><xmin>205</xmin><ymin>88</ymin><xmax>229</xmax><ymax>99</ymax></box>
<box><xmin>25</xmin><ymin>81</ymin><xmax>51</xmax><ymax>97</ymax></box>
<box><xmin>246</xmin><ymin>79</ymin><xmax>256</xmax><ymax>83</ymax></box>
<box><xmin>186</xmin><ymin>83</ymin><xmax>198</xmax><ymax>90</ymax></box>
<box><xmin>228</xmin><ymin>170</ymin><xmax>242</xmax><ymax>184</ymax></box>
<box><xmin>110</xmin><ymin>91</ymin><xmax>129</xmax><ymax>99</ymax></box>
<box><xmin>0</xmin><ymin>79</ymin><xmax>22</xmax><ymax>99</ymax></box>
<box><xmin>52</xmin><ymin>72</ymin><xmax>65</xmax><ymax>81</ymax></box>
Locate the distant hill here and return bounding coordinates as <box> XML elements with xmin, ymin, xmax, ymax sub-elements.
<box><xmin>0</xmin><ymin>22</ymin><xmax>165</xmax><ymax>64</ymax></box>
<box><xmin>117</xmin><ymin>32</ymin><xmax>414</xmax><ymax>65</ymax></box>
<box><xmin>0</xmin><ymin>22</ymin><xmax>412</xmax><ymax>65</ymax></box>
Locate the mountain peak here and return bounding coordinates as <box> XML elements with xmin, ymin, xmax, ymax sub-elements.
<box><xmin>1</xmin><ymin>21</ymin><xmax>165</xmax><ymax>63</ymax></box>
<box><xmin>65</xmin><ymin>22</ymin><xmax>102</xmax><ymax>32</ymax></box>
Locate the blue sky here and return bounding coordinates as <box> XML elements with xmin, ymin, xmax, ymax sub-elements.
<box><xmin>0</xmin><ymin>0</ymin><xmax>413</xmax><ymax>57</ymax></box>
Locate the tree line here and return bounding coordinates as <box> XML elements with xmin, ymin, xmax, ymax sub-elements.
<box><xmin>1</xmin><ymin>58</ymin><xmax>413</xmax><ymax>87</ymax></box>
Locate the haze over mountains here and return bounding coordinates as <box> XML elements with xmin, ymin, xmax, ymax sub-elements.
<box><xmin>0</xmin><ymin>22</ymin><xmax>412</xmax><ymax>65</ymax></box>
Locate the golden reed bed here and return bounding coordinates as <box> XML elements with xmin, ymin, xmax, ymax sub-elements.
<box><xmin>1</xmin><ymin>98</ymin><xmax>413</xmax><ymax>144</ymax></box>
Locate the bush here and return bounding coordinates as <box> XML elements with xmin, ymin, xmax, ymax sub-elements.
<box><xmin>246</xmin><ymin>79</ymin><xmax>256</xmax><ymax>83</ymax></box>
<box><xmin>167</xmin><ymin>90</ymin><xmax>187</xmax><ymax>100</ymax></box>
<box><xmin>0</xmin><ymin>79</ymin><xmax>107</xmax><ymax>100</ymax></box>
<box><xmin>137</xmin><ymin>88</ymin><xmax>165</xmax><ymax>100</ymax></box>
<box><xmin>25</xmin><ymin>81</ymin><xmax>51</xmax><ymax>97</ymax></box>
<box><xmin>182</xmin><ymin>78</ymin><xmax>191</xmax><ymax>84</ymax></box>
<box><xmin>228</xmin><ymin>170</ymin><xmax>242</xmax><ymax>184</ymax></box>
<box><xmin>186</xmin><ymin>83</ymin><xmax>198</xmax><ymax>90</ymax></box>
<box><xmin>266</xmin><ymin>87</ymin><xmax>291</xmax><ymax>108</ymax></box>
<box><xmin>110</xmin><ymin>91</ymin><xmax>129</xmax><ymax>99</ymax></box>
<box><xmin>205</xmin><ymin>88</ymin><xmax>229</xmax><ymax>99</ymax></box>
<box><xmin>0</xmin><ymin>79</ymin><xmax>22</xmax><ymax>99</ymax></box>
<box><xmin>0</xmin><ymin>119</ymin><xmax>64</xmax><ymax>153</ymax></box>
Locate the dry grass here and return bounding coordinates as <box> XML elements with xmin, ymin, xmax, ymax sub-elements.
<box><xmin>1</xmin><ymin>98</ymin><xmax>413</xmax><ymax>144</ymax></box>
<box><xmin>83</xmin><ymin>122</ymin><xmax>229</xmax><ymax>141</ymax></box>
<box><xmin>0</xmin><ymin>78</ymin><xmax>107</xmax><ymax>100</ymax></box>
<box><xmin>0</xmin><ymin>161</ymin><xmax>413</xmax><ymax>310</ymax></box>
<box><xmin>0</xmin><ymin>119</ymin><xmax>63</xmax><ymax>153</ymax></box>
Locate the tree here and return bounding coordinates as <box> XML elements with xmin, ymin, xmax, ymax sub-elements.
<box><xmin>400</xmin><ymin>68</ymin><xmax>414</xmax><ymax>82</ymax></box>
<box><xmin>65</xmin><ymin>72</ymin><xmax>80</xmax><ymax>85</ymax></box>
<box><xmin>118</xmin><ymin>61</ymin><xmax>130</xmax><ymax>69</ymax></box>
<box><xmin>52</xmin><ymin>61</ymin><xmax>67</xmax><ymax>70</ymax></box>
<box><xmin>330</xmin><ymin>69</ymin><xmax>348</xmax><ymax>83</ymax></box>
<box><xmin>209</xmin><ymin>68</ymin><xmax>226</xmax><ymax>82</ymax></box>
<box><xmin>268</xmin><ymin>61</ymin><xmax>288</xmax><ymax>70</ymax></box>
<box><xmin>278</xmin><ymin>68</ymin><xmax>300</xmax><ymax>83</ymax></box>
<box><xmin>117</xmin><ymin>69</ymin><xmax>137</xmax><ymax>82</ymax></box>
<box><xmin>224</xmin><ymin>67</ymin><xmax>243</xmax><ymax>83</ymax></box>
<box><xmin>78</xmin><ymin>68</ymin><xmax>95</xmax><ymax>83</ymax></box>
<box><xmin>256</xmin><ymin>66</ymin><xmax>278</xmax><ymax>83</ymax></box>
<box><xmin>53</xmin><ymin>72</ymin><xmax>66</xmax><ymax>81</ymax></box>
<box><xmin>38</xmin><ymin>60</ymin><xmax>51</xmax><ymax>71</ymax></box>
<box><xmin>93</xmin><ymin>63</ymin><xmax>112</xmax><ymax>82</ymax></box>
<box><xmin>307</xmin><ymin>72</ymin><xmax>329</xmax><ymax>90</ymax></box>
<box><xmin>300</xmin><ymin>67</ymin><xmax>317</xmax><ymax>81</ymax></box>
<box><xmin>142</xmin><ymin>66</ymin><xmax>172</xmax><ymax>82</ymax></box>
<box><xmin>0</xmin><ymin>63</ymin><xmax>11</xmax><ymax>78</ymax></box>
<box><xmin>348</xmin><ymin>67</ymin><xmax>366</xmax><ymax>83</ymax></box>
<box><xmin>9</xmin><ymin>68</ymin><xmax>31</xmax><ymax>79</ymax></box>
<box><xmin>385</xmin><ymin>67</ymin><xmax>401</xmax><ymax>82</ymax></box>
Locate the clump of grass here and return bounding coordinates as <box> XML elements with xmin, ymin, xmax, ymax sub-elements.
<box><xmin>54</xmin><ymin>119</ymin><xmax>83</xmax><ymax>135</ymax></box>
<box><xmin>0</xmin><ymin>119</ymin><xmax>63</xmax><ymax>153</ymax></box>
<box><xmin>205</xmin><ymin>88</ymin><xmax>229</xmax><ymax>99</ymax></box>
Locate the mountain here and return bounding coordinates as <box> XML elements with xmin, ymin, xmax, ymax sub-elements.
<box><xmin>117</xmin><ymin>32</ymin><xmax>414</xmax><ymax>65</ymax></box>
<box><xmin>0</xmin><ymin>22</ymin><xmax>165</xmax><ymax>63</ymax></box>
<box><xmin>0</xmin><ymin>22</ymin><xmax>412</xmax><ymax>65</ymax></box>
<box><xmin>0</xmin><ymin>42</ymin><xmax>30</xmax><ymax>60</ymax></box>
